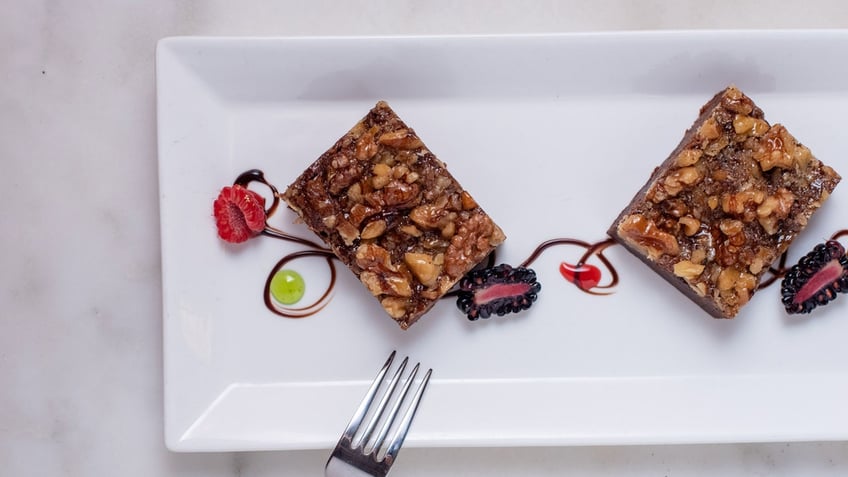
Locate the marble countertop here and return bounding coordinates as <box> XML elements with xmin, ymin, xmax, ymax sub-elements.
<box><xmin>4</xmin><ymin>1</ymin><xmax>848</xmax><ymax>475</ymax></box>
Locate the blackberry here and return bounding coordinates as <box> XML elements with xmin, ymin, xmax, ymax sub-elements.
<box><xmin>456</xmin><ymin>264</ymin><xmax>541</xmax><ymax>320</ymax></box>
<box><xmin>781</xmin><ymin>240</ymin><xmax>848</xmax><ymax>314</ymax></box>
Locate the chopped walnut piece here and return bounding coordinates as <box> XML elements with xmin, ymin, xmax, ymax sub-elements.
<box><xmin>380</xmin><ymin>181</ymin><xmax>421</xmax><ymax>207</ymax></box>
<box><xmin>690</xmin><ymin>248</ymin><xmax>707</xmax><ymax>265</ymax></box>
<box><xmin>756</xmin><ymin>188</ymin><xmax>795</xmax><ymax>235</ymax></box>
<box><xmin>720</xmin><ymin>190</ymin><xmax>765</xmax><ymax>218</ymax></box>
<box><xmin>675</xmin><ymin>149</ymin><xmax>703</xmax><ymax>167</ymax></box>
<box><xmin>736</xmin><ymin>272</ymin><xmax>758</xmax><ymax>295</ymax></box>
<box><xmin>347</xmin><ymin>182</ymin><xmax>363</xmax><ymax>203</ymax></box>
<box><xmin>702</xmin><ymin>135</ymin><xmax>730</xmax><ymax>157</ymax></box>
<box><xmin>359</xmin><ymin>271</ymin><xmax>384</xmax><ymax>296</ymax></box>
<box><xmin>378</xmin><ymin>129</ymin><xmax>425</xmax><ymax>150</ymax></box>
<box><xmin>400</xmin><ymin>224</ymin><xmax>422</xmax><ymax>237</ymax></box>
<box><xmin>753</xmin><ymin>124</ymin><xmax>811</xmax><ymax>171</ymax></box>
<box><xmin>383</xmin><ymin>273</ymin><xmax>413</xmax><ymax>297</ymax></box>
<box><xmin>674</xmin><ymin>260</ymin><xmax>705</xmax><ymax>280</ymax></box>
<box><xmin>698</xmin><ymin>117</ymin><xmax>721</xmax><ymax>140</ymax></box>
<box><xmin>372</xmin><ymin>174</ymin><xmax>390</xmax><ymax>189</ymax></box>
<box><xmin>356</xmin><ymin>251</ymin><xmax>412</xmax><ymax>297</ymax></box>
<box><xmin>707</xmin><ymin>196</ymin><xmax>719</xmax><ymax>210</ymax></box>
<box><xmin>441</xmin><ymin>220</ymin><xmax>456</xmax><ymax>239</ymax></box>
<box><xmin>617</xmin><ymin>214</ymin><xmax>680</xmax><ymax>260</ymax></box>
<box><xmin>445</xmin><ymin>212</ymin><xmax>506</xmax><ymax>278</ymax></box>
<box><xmin>663</xmin><ymin>166</ymin><xmax>702</xmax><ymax>196</ymax></box>
<box><xmin>356</xmin><ymin>243</ymin><xmax>395</xmax><ymax>271</ymax></box>
<box><xmin>322</xmin><ymin>215</ymin><xmax>337</xmax><ymax>229</ymax></box>
<box><xmin>361</xmin><ymin>219</ymin><xmax>387</xmax><ymax>240</ymax></box>
<box><xmin>721</xmin><ymin>87</ymin><xmax>754</xmax><ymax>114</ymax></box>
<box><xmin>749</xmin><ymin>256</ymin><xmax>765</xmax><ymax>275</ymax></box>
<box><xmin>355</xmin><ymin>127</ymin><xmax>379</xmax><ymax>160</ymax></box>
<box><xmin>336</xmin><ymin>219</ymin><xmax>360</xmax><ymax>245</ymax></box>
<box><xmin>404</xmin><ymin>252</ymin><xmax>441</xmax><ymax>288</ymax></box>
<box><xmin>460</xmin><ymin>191</ymin><xmax>478</xmax><ymax>210</ymax></box>
<box><xmin>678</xmin><ymin>216</ymin><xmax>700</xmax><ymax>236</ymax></box>
<box><xmin>665</xmin><ymin>199</ymin><xmax>689</xmax><ymax>218</ymax></box>
<box><xmin>381</xmin><ymin>297</ymin><xmax>408</xmax><ymax>319</ymax></box>
<box><xmin>733</xmin><ymin>114</ymin><xmax>769</xmax><ymax>136</ymax></box>
<box><xmin>409</xmin><ymin>204</ymin><xmax>447</xmax><ymax>229</ymax></box>
<box><xmin>717</xmin><ymin>267</ymin><xmax>741</xmax><ymax>291</ymax></box>
<box><xmin>719</xmin><ymin>219</ymin><xmax>744</xmax><ymax>237</ymax></box>
<box><xmin>349</xmin><ymin>203</ymin><xmax>378</xmax><ymax>227</ymax></box>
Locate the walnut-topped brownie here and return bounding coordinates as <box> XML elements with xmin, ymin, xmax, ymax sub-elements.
<box><xmin>609</xmin><ymin>86</ymin><xmax>840</xmax><ymax>318</ymax></box>
<box><xmin>283</xmin><ymin>101</ymin><xmax>505</xmax><ymax>329</ymax></box>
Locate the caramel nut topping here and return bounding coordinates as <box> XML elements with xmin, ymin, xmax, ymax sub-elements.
<box><xmin>282</xmin><ymin>101</ymin><xmax>506</xmax><ymax>328</ymax></box>
<box><xmin>608</xmin><ymin>86</ymin><xmax>841</xmax><ymax>319</ymax></box>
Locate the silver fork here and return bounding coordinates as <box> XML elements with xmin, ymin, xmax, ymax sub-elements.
<box><xmin>325</xmin><ymin>351</ymin><xmax>432</xmax><ymax>477</ymax></box>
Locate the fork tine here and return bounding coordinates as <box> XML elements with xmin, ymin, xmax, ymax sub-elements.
<box><xmin>355</xmin><ymin>357</ymin><xmax>409</xmax><ymax>449</ymax></box>
<box><xmin>368</xmin><ymin>363</ymin><xmax>419</xmax><ymax>454</ymax></box>
<box><xmin>340</xmin><ymin>350</ymin><xmax>396</xmax><ymax>443</ymax></box>
<box><xmin>384</xmin><ymin>367</ymin><xmax>432</xmax><ymax>462</ymax></box>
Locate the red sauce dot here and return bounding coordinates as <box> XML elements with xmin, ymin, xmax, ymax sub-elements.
<box><xmin>560</xmin><ymin>262</ymin><xmax>601</xmax><ymax>290</ymax></box>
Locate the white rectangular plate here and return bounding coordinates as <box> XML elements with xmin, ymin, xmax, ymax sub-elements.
<box><xmin>157</xmin><ymin>31</ymin><xmax>848</xmax><ymax>452</ymax></box>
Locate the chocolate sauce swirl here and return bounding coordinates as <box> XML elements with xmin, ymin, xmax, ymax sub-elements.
<box><xmin>520</xmin><ymin>237</ymin><xmax>619</xmax><ymax>295</ymax></box>
<box><xmin>233</xmin><ymin>170</ymin><xmax>340</xmax><ymax>318</ymax></box>
<box><xmin>263</xmin><ymin>250</ymin><xmax>337</xmax><ymax>318</ymax></box>
<box><xmin>831</xmin><ymin>229</ymin><xmax>848</xmax><ymax>241</ymax></box>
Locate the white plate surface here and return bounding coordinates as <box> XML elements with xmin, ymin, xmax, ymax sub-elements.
<box><xmin>157</xmin><ymin>31</ymin><xmax>848</xmax><ymax>452</ymax></box>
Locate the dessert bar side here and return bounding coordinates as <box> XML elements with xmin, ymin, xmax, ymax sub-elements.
<box><xmin>608</xmin><ymin>86</ymin><xmax>841</xmax><ymax>318</ymax></box>
<box><xmin>283</xmin><ymin>101</ymin><xmax>506</xmax><ymax>329</ymax></box>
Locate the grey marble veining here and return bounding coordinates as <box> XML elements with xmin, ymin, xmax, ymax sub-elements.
<box><xmin>3</xmin><ymin>1</ymin><xmax>848</xmax><ymax>475</ymax></box>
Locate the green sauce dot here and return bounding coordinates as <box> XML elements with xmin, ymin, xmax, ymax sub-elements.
<box><xmin>270</xmin><ymin>269</ymin><xmax>305</xmax><ymax>305</ymax></box>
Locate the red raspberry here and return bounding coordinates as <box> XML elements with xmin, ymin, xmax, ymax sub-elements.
<box><xmin>213</xmin><ymin>185</ymin><xmax>267</xmax><ymax>243</ymax></box>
